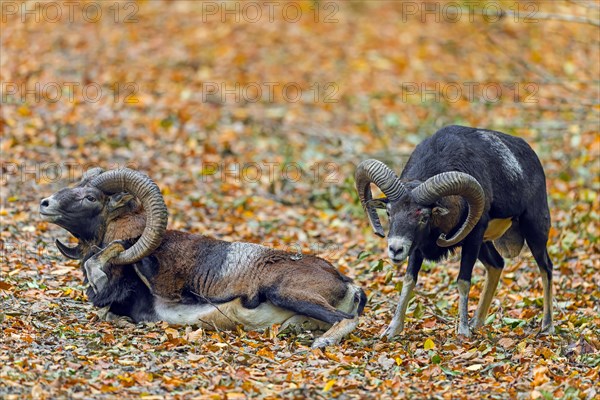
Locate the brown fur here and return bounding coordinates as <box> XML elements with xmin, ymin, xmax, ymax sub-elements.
<box><xmin>141</xmin><ymin>232</ymin><xmax>351</xmax><ymax>312</ymax></box>
<box><xmin>103</xmin><ymin>203</ymin><xmax>146</xmax><ymax>245</ymax></box>
<box><xmin>432</xmin><ymin>195</ymin><xmax>462</xmax><ymax>234</ymax></box>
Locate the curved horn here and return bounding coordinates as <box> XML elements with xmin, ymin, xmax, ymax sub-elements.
<box><xmin>411</xmin><ymin>171</ymin><xmax>484</xmax><ymax>247</ymax></box>
<box><xmin>55</xmin><ymin>239</ymin><xmax>83</xmax><ymax>260</ymax></box>
<box><xmin>77</xmin><ymin>167</ymin><xmax>105</xmax><ymax>187</ymax></box>
<box><xmin>90</xmin><ymin>169</ymin><xmax>168</xmax><ymax>265</ymax></box>
<box><xmin>355</xmin><ymin>159</ymin><xmax>406</xmax><ymax>237</ymax></box>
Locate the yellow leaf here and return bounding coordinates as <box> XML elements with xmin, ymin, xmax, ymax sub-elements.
<box><xmin>17</xmin><ymin>106</ymin><xmax>31</xmax><ymax>116</ymax></box>
<box><xmin>424</xmin><ymin>338</ymin><xmax>435</xmax><ymax>350</ymax></box>
<box><xmin>165</xmin><ymin>328</ymin><xmax>179</xmax><ymax>339</ymax></box>
<box><xmin>395</xmin><ymin>357</ymin><xmax>402</xmax><ymax>366</ymax></box>
<box><xmin>225</xmin><ymin>393</ymin><xmax>246</xmax><ymax>400</ymax></box>
<box><xmin>466</xmin><ymin>364</ymin><xmax>483</xmax><ymax>371</ymax></box>
<box><xmin>323</xmin><ymin>379</ymin><xmax>336</xmax><ymax>392</ymax></box>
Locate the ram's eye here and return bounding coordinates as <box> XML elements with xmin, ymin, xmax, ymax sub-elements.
<box><xmin>85</xmin><ymin>195</ymin><xmax>97</xmax><ymax>202</ymax></box>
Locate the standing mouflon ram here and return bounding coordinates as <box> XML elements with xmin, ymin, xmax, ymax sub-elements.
<box><xmin>40</xmin><ymin>168</ymin><xmax>366</xmax><ymax>348</ymax></box>
<box><xmin>355</xmin><ymin>125</ymin><xmax>553</xmax><ymax>338</ymax></box>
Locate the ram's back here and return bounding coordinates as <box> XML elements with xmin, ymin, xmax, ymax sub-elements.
<box><xmin>401</xmin><ymin>125</ymin><xmax>547</xmax><ymax>218</ymax></box>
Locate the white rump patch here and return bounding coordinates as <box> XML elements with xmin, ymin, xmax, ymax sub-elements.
<box><xmin>220</xmin><ymin>242</ymin><xmax>267</xmax><ymax>277</ymax></box>
<box><xmin>335</xmin><ymin>284</ymin><xmax>362</xmax><ymax>315</ymax></box>
<box><xmin>477</xmin><ymin>131</ymin><xmax>523</xmax><ymax>181</ymax></box>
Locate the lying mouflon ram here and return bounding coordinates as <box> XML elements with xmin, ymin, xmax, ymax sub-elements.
<box><xmin>40</xmin><ymin>168</ymin><xmax>366</xmax><ymax>348</ymax></box>
<box><xmin>355</xmin><ymin>125</ymin><xmax>553</xmax><ymax>338</ymax></box>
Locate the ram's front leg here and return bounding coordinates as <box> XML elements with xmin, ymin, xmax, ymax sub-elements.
<box><xmin>456</xmin><ymin>234</ymin><xmax>483</xmax><ymax>337</ymax></box>
<box><xmin>382</xmin><ymin>250</ymin><xmax>423</xmax><ymax>340</ymax></box>
<box><xmin>84</xmin><ymin>241</ymin><xmax>126</xmax><ymax>293</ymax></box>
<box><xmin>312</xmin><ymin>316</ymin><xmax>359</xmax><ymax>349</ymax></box>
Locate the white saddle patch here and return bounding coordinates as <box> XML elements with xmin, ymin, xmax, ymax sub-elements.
<box><xmin>478</xmin><ymin>131</ymin><xmax>523</xmax><ymax>181</ymax></box>
<box><xmin>220</xmin><ymin>242</ymin><xmax>268</xmax><ymax>277</ymax></box>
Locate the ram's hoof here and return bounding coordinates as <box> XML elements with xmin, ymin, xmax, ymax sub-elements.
<box><xmin>311</xmin><ymin>337</ymin><xmax>336</xmax><ymax>349</ymax></box>
<box><xmin>99</xmin><ymin>309</ymin><xmax>135</xmax><ymax>328</ymax></box>
<box><xmin>84</xmin><ymin>257</ymin><xmax>109</xmax><ymax>294</ymax></box>
<box><xmin>381</xmin><ymin>323</ymin><xmax>403</xmax><ymax>340</ymax></box>
<box><xmin>537</xmin><ymin>324</ymin><xmax>555</xmax><ymax>336</ymax></box>
<box><xmin>84</xmin><ymin>241</ymin><xmax>126</xmax><ymax>293</ymax></box>
<box><xmin>469</xmin><ymin>317</ymin><xmax>484</xmax><ymax>330</ymax></box>
<box><xmin>457</xmin><ymin>324</ymin><xmax>472</xmax><ymax>338</ymax></box>
<box><xmin>96</xmin><ymin>306</ymin><xmax>111</xmax><ymax>321</ymax></box>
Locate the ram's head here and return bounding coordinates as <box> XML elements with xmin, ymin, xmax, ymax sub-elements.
<box><xmin>355</xmin><ymin>159</ymin><xmax>485</xmax><ymax>264</ymax></box>
<box><xmin>40</xmin><ymin>168</ymin><xmax>168</xmax><ymax>264</ymax></box>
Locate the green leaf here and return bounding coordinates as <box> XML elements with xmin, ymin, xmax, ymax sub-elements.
<box><xmin>384</xmin><ymin>270</ymin><xmax>394</xmax><ymax>284</ymax></box>
<box><xmin>540</xmin><ymin>391</ymin><xmax>554</xmax><ymax>400</ymax></box>
<box><xmin>435</xmin><ymin>299</ymin><xmax>448</xmax><ymax>311</ymax></box>
<box><xmin>502</xmin><ymin>317</ymin><xmax>525</xmax><ymax>328</ymax></box>
<box><xmin>370</xmin><ymin>259</ymin><xmax>385</xmax><ymax>272</ymax></box>
<box><xmin>431</xmin><ymin>353</ymin><xmax>441</xmax><ymax>364</ymax></box>
<box><xmin>563</xmin><ymin>387</ymin><xmax>580</xmax><ymax>399</ymax></box>
<box><xmin>440</xmin><ymin>366</ymin><xmax>461</xmax><ymax>376</ymax></box>
<box><xmin>395</xmin><ymin>281</ymin><xmax>404</xmax><ymax>292</ymax></box>
<box><xmin>413</xmin><ymin>302</ymin><xmax>424</xmax><ymax>319</ymax></box>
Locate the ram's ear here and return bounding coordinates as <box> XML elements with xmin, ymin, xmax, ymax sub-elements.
<box><xmin>366</xmin><ymin>198</ymin><xmax>389</xmax><ymax>209</ymax></box>
<box><xmin>432</xmin><ymin>206</ymin><xmax>449</xmax><ymax>217</ymax></box>
<box><xmin>108</xmin><ymin>192</ymin><xmax>135</xmax><ymax>212</ymax></box>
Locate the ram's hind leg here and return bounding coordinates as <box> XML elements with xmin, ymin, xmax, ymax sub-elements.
<box><xmin>268</xmin><ymin>288</ymin><xmax>353</xmax><ymax>325</ymax></box>
<box><xmin>470</xmin><ymin>242</ymin><xmax>504</xmax><ymax>330</ymax></box>
<box><xmin>311</xmin><ymin>285</ymin><xmax>364</xmax><ymax>348</ymax></box>
<box><xmin>521</xmin><ymin>211</ymin><xmax>554</xmax><ymax>334</ymax></box>
<box><xmin>270</xmin><ymin>289</ymin><xmax>355</xmax><ymax>348</ymax></box>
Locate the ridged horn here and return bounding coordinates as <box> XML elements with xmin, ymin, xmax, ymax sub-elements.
<box><xmin>90</xmin><ymin>169</ymin><xmax>168</xmax><ymax>265</ymax></box>
<box><xmin>55</xmin><ymin>239</ymin><xmax>83</xmax><ymax>260</ymax></box>
<box><xmin>77</xmin><ymin>167</ymin><xmax>105</xmax><ymax>187</ymax></box>
<box><xmin>355</xmin><ymin>159</ymin><xmax>406</xmax><ymax>237</ymax></box>
<box><xmin>411</xmin><ymin>171</ymin><xmax>484</xmax><ymax>247</ymax></box>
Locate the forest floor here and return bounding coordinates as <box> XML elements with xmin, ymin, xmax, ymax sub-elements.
<box><xmin>1</xmin><ymin>1</ymin><xmax>599</xmax><ymax>399</ymax></box>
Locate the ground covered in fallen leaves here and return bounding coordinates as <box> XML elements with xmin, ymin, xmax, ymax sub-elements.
<box><xmin>1</xmin><ymin>1</ymin><xmax>599</xmax><ymax>398</ymax></box>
